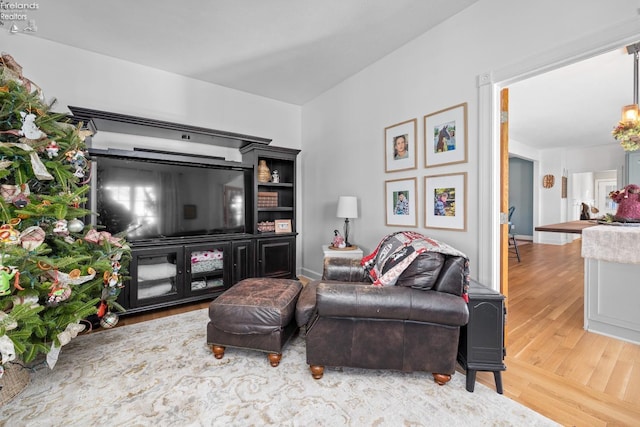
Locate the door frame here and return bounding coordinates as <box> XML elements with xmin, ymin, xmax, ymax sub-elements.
<box><xmin>595</xmin><ymin>177</ymin><xmax>618</xmax><ymax>216</ymax></box>
<box><xmin>476</xmin><ymin>19</ymin><xmax>640</xmax><ymax>291</ymax></box>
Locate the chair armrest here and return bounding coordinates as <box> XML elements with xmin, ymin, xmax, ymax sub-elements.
<box><xmin>316</xmin><ymin>282</ymin><xmax>469</xmax><ymax>326</ymax></box>
<box><xmin>322</xmin><ymin>257</ymin><xmax>369</xmax><ymax>282</ymax></box>
<box><xmin>295</xmin><ymin>280</ymin><xmax>320</xmax><ymax>327</ymax></box>
<box><xmin>296</xmin><ymin>257</ymin><xmax>368</xmax><ymax>328</ymax></box>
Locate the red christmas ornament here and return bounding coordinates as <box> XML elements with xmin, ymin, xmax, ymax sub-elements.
<box><xmin>97</xmin><ymin>301</ymin><xmax>107</xmax><ymax>318</ymax></box>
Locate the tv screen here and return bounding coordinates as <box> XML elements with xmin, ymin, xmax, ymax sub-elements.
<box><xmin>94</xmin><ymin>156</ymin><xmax>248</xmax><ymax>241</ymax></box>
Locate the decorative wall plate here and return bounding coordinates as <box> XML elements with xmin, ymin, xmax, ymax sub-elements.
<box><xmin>542</xmin><ymin>174</ymin><xmax>555</xmax><ymax>188</ymax></box>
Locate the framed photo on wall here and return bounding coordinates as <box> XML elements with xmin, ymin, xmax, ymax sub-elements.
<box><xmin>385</xmin><ymin>177</ymin><xmax>417</xmax><ymax>227</ymax></box>
<box><xmin>183</xmin><ymin>204</ymin><xmax>197</xmax><ymax>220</ymax></box>
<box><xmin>384</xmin><ymin>118</ymin><xmax>417</xmax><ymax>173</ymax></box>
<box><xmin>424</xmin><ymin>172</ymin><xmax>467</xmax><ymax>231</ymax></box>
<box><xmin>424</xmin><ymin>103</ymin><xmax>468</xmax><ymax>168</ymax></box>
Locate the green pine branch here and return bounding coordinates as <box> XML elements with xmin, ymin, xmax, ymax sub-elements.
<box><xmin>0</xmin><ymin>54</ymin><xmax>131</xmax><ymax>366</ymax></box>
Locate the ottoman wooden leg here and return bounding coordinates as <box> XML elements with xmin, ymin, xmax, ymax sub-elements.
<box><xmin>268</xmin><ymin>353</ymin><xmax>282</xmax><ymax>367</ymax></box>
<box><xmin>212</xmin><ymin>345</ymin><xmax>225</xmax><ymax>359</ymax></box>
<box><xmin>432</xmin><ymin>373</ymin><xmax>452</xmax><ymax>385</ymax></box>
<box><xmin>310</xmin><ymin>365</ymin><xmax>324</xmax><ymax>379</ymax></box>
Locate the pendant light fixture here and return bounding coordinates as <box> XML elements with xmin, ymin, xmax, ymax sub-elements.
<box><xmin>613</xmin><ymin>42</ymin><xmax>640</xmax><ymax>151</ymax></box>
<box><xmin>621</xmin><ymin>42</ymin><xmax>640</xmax><ymax>124</ymax></box>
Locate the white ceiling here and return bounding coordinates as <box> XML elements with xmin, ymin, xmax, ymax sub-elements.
<box><xmin>509</xmin><ymin>47</ymin><xmax>635</xmax><ymax>151</ymax></box>
<box><xmin>10</xmin><ymin>1</ymin><xmax>637</xmax><ymax>150</ymax></box>
<box><xmin>24</xmin><ymin>0</ymin><xmax>478</xmax><ymax>105</ymax></box>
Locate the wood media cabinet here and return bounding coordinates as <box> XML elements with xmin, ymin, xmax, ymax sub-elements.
<box><xmin>71</xmin><ymin>107</ymin><xmax>300</xmax><ymax>315</ymax></box>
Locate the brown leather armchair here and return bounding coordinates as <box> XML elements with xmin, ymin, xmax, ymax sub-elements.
<box><xmin>296</xmin><ymin>254</ymin><xmax>469</xmax><ymax>385</ymax></box>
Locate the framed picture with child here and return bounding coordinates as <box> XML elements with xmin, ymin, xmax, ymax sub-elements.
<box><xmin>424</xmin><ymin>172</ymin><xmax>467</xmax><ymax>231</ymax></box>
<box><xmin>384</xmin><ymin>177</ymin><xmax>417</xmax><ymax>227</ymax></box>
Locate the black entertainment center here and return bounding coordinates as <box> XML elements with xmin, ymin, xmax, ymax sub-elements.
<box><xmin>71</xmin><ymin>106</ymin><xmax>300</xmax><ymax>315</ymax></box>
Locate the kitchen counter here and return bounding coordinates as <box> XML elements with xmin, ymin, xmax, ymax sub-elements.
<box><xmin>581</xmin><ymin>225</ymin><xmax>640</xmax><ymax>344</ymax></box>
<box><xmin>534</xmin><ymin>220</ymin><xmax>598</xmax><ymax>234</ymax></box>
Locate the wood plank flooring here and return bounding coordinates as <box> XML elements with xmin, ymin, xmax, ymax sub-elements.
<box><xmin>117</xmin><ymin>241</ymin><xmax>640</xmax><ymax>426</ymax></box>
<box><xmin>474</xmin><ymin>239</ymin><xmax>640</xmax><ymax>426</ymax></box>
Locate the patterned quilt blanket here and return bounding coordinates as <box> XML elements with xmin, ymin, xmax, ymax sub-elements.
<box><xmin>361</xmin><ymin>231</ymin><xmax>470</xmax><ymax>301</ymax></box>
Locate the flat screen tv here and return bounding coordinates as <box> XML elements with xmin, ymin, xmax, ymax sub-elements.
<box><xmin>91</xmin><ymin>151</ymin><xmax>251</xmax><ymax>242</ymax></box>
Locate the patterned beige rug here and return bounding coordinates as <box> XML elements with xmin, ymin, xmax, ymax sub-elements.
<box><xmin>1</xmin><ymin>309</ymin><xmax>558</xmax><ymax>426</ymax></box>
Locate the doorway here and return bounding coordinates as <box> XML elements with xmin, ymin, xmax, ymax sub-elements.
<box><xmin>595</xmin><ymin>175</ymin><xmax>618</xmax><ymax>216</ymax></box>
<box><xmin>477</xmin><ymin>23</ymin><xmax>640</xmax><ymax>293</ymax></box>
<box><xmin>508</xmin><ymin>157</ymin><xmax>534</xmax><ymax>239</ymax></box>
<box><xmin>571</xmin><ymin>170</ymin><xmax>618</xmax><ymax>220</ymax></box>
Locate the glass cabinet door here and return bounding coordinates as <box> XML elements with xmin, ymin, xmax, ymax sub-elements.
<box><xmin>131</xmin><ymin>246</ymin><xmax>183</xmax><ymax>307</ymax></box>
<box><xmin>185</xmin><ymin>242</ymin><xmax>231</xmax><ymax>296</ymax></box>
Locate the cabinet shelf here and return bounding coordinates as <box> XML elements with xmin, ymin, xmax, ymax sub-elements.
<box><xmin>258</xmin><ymin>182</ymin><xmax>294</xmax><ymax>188</ymax></box>
<box><xmin>191</xmin><ymin>277</ymin><xmax>225</xmax><ymax>292</ymax></box>
<box><xmin>242</xmin><ymin>143</ymin><xmax>300</xmax><ymax>238</ymax></box>
<box><xmin>191</xmin><ymin>270</ymin><xmax>224</xmax><ymax>279</ymax></box>
<box><xmin>258</xmin><ymin>207</ymin><xmax>293</xmax><ymax>212</ymax></box>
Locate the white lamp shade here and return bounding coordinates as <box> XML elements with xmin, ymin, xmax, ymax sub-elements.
<box><xmin>337</xmin><ymin>196</ymin><xmax>358</xmax><ymax>219</ymax></box>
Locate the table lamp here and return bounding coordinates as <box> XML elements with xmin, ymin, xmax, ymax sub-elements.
<box><xmin>336</xmin><ymin>196</ymin><xmax>358</xmax><ymax>247</ymax></box>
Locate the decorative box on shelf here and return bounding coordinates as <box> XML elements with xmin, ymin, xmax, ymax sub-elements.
<box><xmin>258</xmin><ymin>191</ymin><xmax>278</xmax><ymax>208</ymax></box>
<box><xmin>257</xmin><ymin>221</ymin><xmax>275</xmax><ymax>233</ymax></box>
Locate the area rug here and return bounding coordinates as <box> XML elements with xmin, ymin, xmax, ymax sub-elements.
<box><xmin>1</xmin><ymin>309</ymin><xmax>558</xmax><ymax>426</ymax></box>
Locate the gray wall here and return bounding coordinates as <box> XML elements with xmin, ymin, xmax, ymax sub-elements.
<box><xmin>301</xmin><ymin>0</ymin><xmax>640</xmax><ymax>279</ymax></box>
<box><xmin>6</xmin><ymin>1</ymin><xmax>640</xmax><ymax>281</ymax></box>
<box><xmin>509</xmin><ymin>157</ymin><xmax>534</xmax><ymax>237</ymax></box>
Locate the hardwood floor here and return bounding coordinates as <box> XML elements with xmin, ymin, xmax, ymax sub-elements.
<box><xmin>116</xmin><ymin>243</ymin><xmax>640</xmax><ymax>426</ymax></box>
<box><xmin>474</xmin><ymin>239</ymin><xmax>640</xmax><ymax>426</ymax></box>
<box><xmin>114</xmin><ymin>301</ymin><xmax>211</xmax><ymax>327</ymax></box>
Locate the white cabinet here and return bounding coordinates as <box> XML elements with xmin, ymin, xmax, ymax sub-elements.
<box><xmin>584</xmin><ymin>258</ymin><xmax>640</xmax><ymax>344</ymax></box>
<box><xmin>625</xmin><ymin>151</ymin><xmax>640</xmax><ymax>186</ymax></box>
<box><xmin>582</xmin><ymin>225</ymin><xmax>640</xmax><ymax>344</ymax></box>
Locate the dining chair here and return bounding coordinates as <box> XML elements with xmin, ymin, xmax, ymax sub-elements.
<box><xmin>508</xmin><ymin>206</ymin><xmax>521</xmax><ymax>262</ymax></box>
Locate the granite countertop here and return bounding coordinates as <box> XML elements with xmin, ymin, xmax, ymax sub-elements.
<box><xmin>581</xmin><ymin>225</ymin><xmax>640</xmax><ymax>264</ymax></box>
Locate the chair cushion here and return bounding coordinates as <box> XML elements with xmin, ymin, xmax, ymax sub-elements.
<box><xmin>316</xmin><ymin>282</ymin><xmax>469</xmax><ymax>326</ymax></box>
<box><xmin>395</xmin><ymin>251</ymin><xmax>444</xmax><ymax>290</ymax></box>
<box><xmin>433</xmin><ymin>256</ymin><xmax>466</xmax><ymax>296</ymax></box>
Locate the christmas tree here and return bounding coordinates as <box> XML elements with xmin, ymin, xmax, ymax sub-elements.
<box><xmin>0</xmin><ymin>53</ymin><xmax>130</xmax><ymax>375</ymax></box>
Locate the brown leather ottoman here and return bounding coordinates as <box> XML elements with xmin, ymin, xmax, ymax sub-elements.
<box><xmin>207</xmin><ymin>277</ymin><xmax>302</xmax><ymax>367</ymax></box>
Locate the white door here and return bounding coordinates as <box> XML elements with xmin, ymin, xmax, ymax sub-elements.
<box><xmin>596</xmin><ymin>179</ymin><xmax>617</xmax><ymax>216</ymax></box>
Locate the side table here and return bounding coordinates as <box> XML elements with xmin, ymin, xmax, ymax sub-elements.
<box><xmin>457</xmin><ymin>279</ymin><xmax>506</xmax><ymax>394</ymax></box>
<box><xmin>322</xmin><ymin>244</ymin><xmax>363</xmax><ymax>260</ymax></box>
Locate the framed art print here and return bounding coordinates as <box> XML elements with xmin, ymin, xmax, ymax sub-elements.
<box><xmin>424</xmin><ymin>172</ymin><xmax>467</xmax><ymax>231</ymax></box>
<box><xmin>424</xmin><ymin>103</ymin><xmax>467</xmax><ymax>168</ymax></box>
<box><xmin>274</xmin><ymin>219</ymin><xmax>292</xmax><ymax>233</ymax></box>
<box><xmin>385</xmin><ymin>177</ymin><xmax>417</xmax><ymax>227</ymax></box>
<box><xmin>384</xmin><ymin>118</ymin><xmax>417</xmax><ymax>173</ymax></box>
<box><xmin>183</xmin><ymin>204</ymin><xmax>197</xmax><ymax>220</ymax></box>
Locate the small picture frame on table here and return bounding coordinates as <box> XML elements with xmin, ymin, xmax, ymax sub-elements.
<box><xmin>274</xmin><ymin>219</ymin><xmax>292</xmax><ymax>233</ymax></box>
